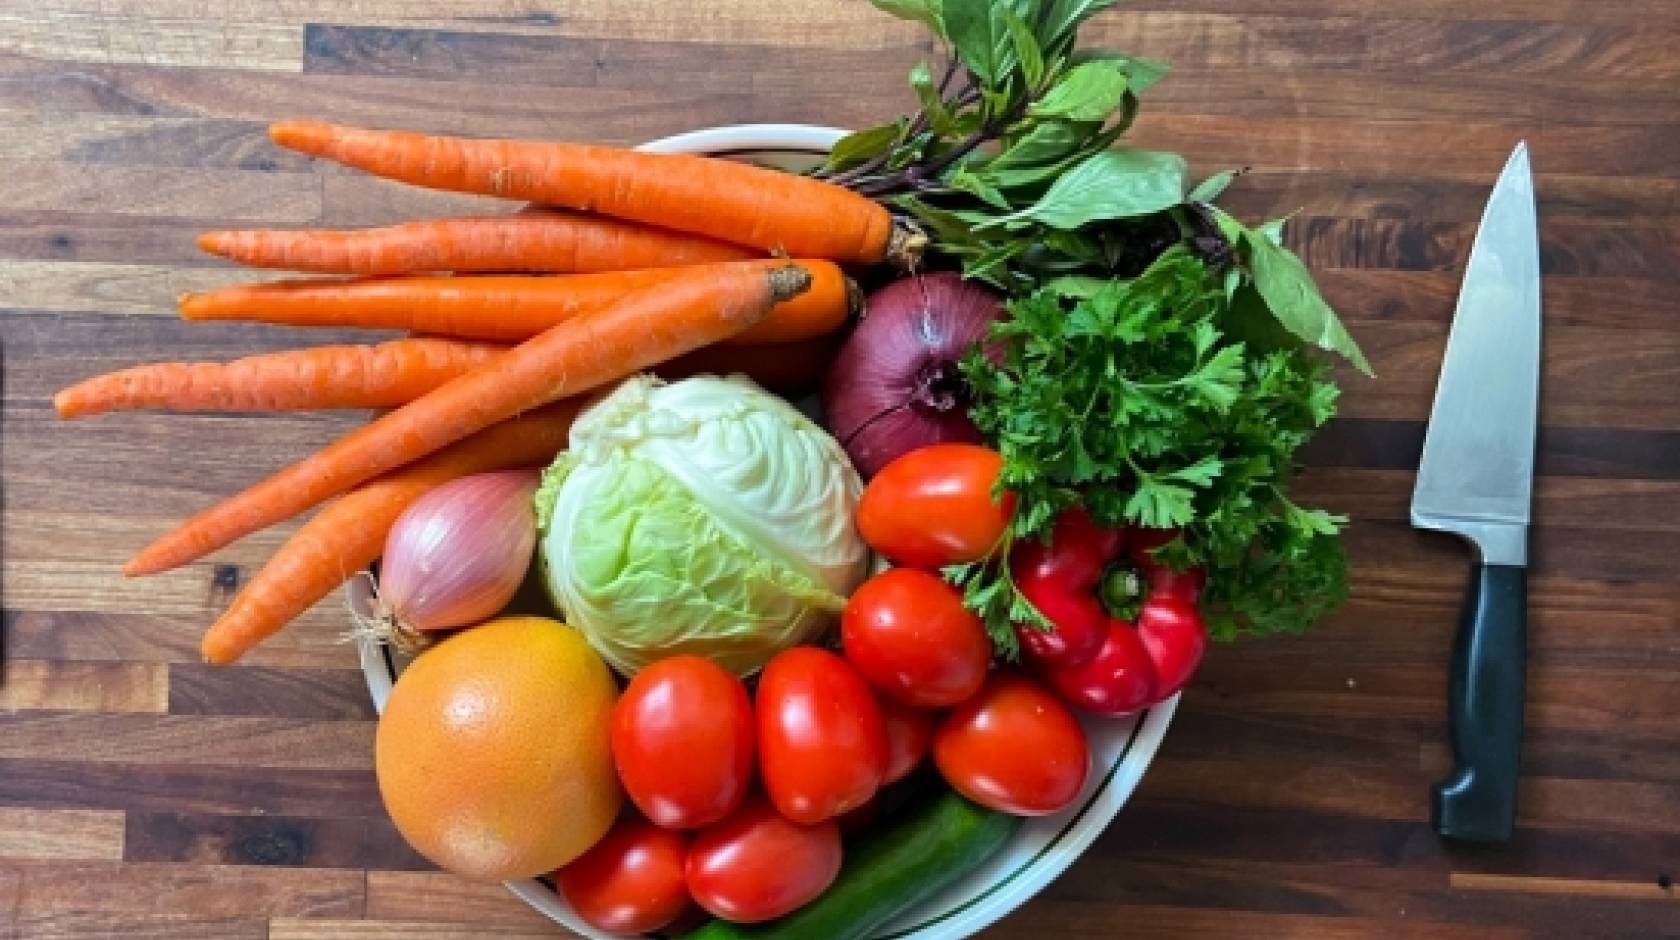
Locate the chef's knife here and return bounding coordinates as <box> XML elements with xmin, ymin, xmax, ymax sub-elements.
<box><xmin>1410</xmin><ymin>142</ymin><xmax>1542</xmax><ymax>843</ymax></box>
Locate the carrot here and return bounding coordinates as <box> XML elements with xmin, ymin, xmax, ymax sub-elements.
<box><xmin>126</xmin><ymin>262</ymin><xmax>810</xmax><ymax>577</ymax></box>
<box><xmin>269</xmin><ymin>120</ymin><xmax>916</xmax><ymax>265</ymax></box>
<box><xmin>61</xmin><ymin>334</ymin><xmax>839</xmax><ymax>420</ymax></box>
<box><xmin>199</xmin><ymin>402</ymin><xmax>579</xmax><ymax>665</ymax></box>
<box><xmin>53</xmin><ymin>337</ymin><xmax>504</xmax><ymax>420</ymax></box>
<box><xmin>180</xmin><ymin>258</ymin><xmax>856</xmax><ymax>346</ymax></box>
<box><xmin>197</xmin><ymin>208</ymin><xmax>758</xmax><ymax>276</ymax></box>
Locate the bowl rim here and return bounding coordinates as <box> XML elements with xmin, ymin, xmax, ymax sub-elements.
<box><xmin>355</xmin><ymin>122</ymin><xmax>1179</xmax><ymax>940</ymax></box>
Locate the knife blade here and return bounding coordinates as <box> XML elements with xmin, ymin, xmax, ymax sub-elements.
<box><xmin>1411</xmin><ymin>142</ymin><xmax>1542</xmax><ymax>843</ymax></box>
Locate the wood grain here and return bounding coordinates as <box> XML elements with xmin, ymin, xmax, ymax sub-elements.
<box><xmin>0</xmin><ymin>658</ymin><xmax>167</xmax><ymax>712</ymax></box>
<box><xmin>2</xmin><ymin>1</ymin><xmax>1677</xmax><ymax>938</ymax></box>
<box><xmin>0</xmin><ymin>808</ymin><xmax>124</xmax><ymax>861</ymax></box>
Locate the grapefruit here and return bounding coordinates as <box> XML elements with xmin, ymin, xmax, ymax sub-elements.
<box><xmin>375</xmin><ymin>616</ymin><xmax>621</xmax><ymax>881</ymax></box>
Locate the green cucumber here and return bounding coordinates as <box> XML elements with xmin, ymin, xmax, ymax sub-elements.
<box><xmin>680</xmin><ymin>788</ymin><xmax>1022</xmax><ymax>940</ymax></box>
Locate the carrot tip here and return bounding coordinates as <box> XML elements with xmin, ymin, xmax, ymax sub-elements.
<box><xmin>121</xmin><ymin>553</ymin><xmax>163</xmax><ymax>578</ymax></box>
<box><xmin>767</xmin><ymin>264</ymin><xmax>813</xmax><ymax>303</ymax></box>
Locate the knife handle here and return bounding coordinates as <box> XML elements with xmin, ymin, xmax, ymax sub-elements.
<box><xmin>1433</xmin><ymin>562</ymin><xmax>1527</xmax><ymax>842</ymax></box>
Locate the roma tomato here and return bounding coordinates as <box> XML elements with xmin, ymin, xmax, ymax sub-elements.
<box><xmin>757</xmin><ymin>647</ymin><xmax>888</xmax><ymax>824</ymax></box>
<box><xmin>842</xmin><ymin>568</ymin><xmax>992</xmax><ymax>708</ymax></box>
<box><xmin>686</xmin><ymin>796</ymin><xmax>841</xmax><ymax>924</ymax></box>
<box><xmin>877</xmin><ymin>695</ymin><xmax>933</xmax><ymax>784</ymax></box>
<box><xmin>856</xmin><ymin>444</ymin><xmax>1014</xmax><ymax>569</ymax></box>
<box><xmin>933</xmin><ymin>672</ymin><xmax>1089</xmax><ymax>816</ymax></box>
<box><xmin>612</xmin><ymin>655</ymin><xmax>754</xmax><ymax>829</ymax></box>
<box><xmin>555</xmin><ymin>816</ymin><xmax>691</xmax><ymax>934</ymax></box>
<box><xmin>1044</xmin><ymin>619</ymin><xmax>1157</xmax><ymax>716</ymax></box>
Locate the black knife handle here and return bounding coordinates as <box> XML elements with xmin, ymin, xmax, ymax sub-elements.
<box><xmin>1433</xmin><ymin>562</ymin><xmax>1527</xmax><ymax>842</ymax></box>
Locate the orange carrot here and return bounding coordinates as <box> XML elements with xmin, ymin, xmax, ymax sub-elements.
<box><xmin>60</xmin><ymin>334</ymin><xmax>838</xmax><ymax>420</ymax></box>
<box><xmin>180</xmin><ymin>258</ymin><xmax>856</xmax><ymax>346</ymax></box>
<box><xmin>199</xmin><ymin>402</ymin><xmax>579</xmax><ymax>665</ymax></box>
<box><xmin>269</xmin><ymin>120</ymin><xmax>913</xmax><ymax>264</ymax></box>
<box><xmin>197</xmin><ymin>208</ymin><xmax>758</xmax><ymax>276</ymax></box>
<box><xmin>126</xmin><ymin>263</ymin><xmax>809</xmax><ymax>577</ymax></box>
<box><xmin>53</xmin><ymin>337</ymin><xmax>504</xmax><ymax>419</ymax></box>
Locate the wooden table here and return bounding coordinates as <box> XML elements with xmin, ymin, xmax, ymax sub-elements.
<box><xmin>2</xmin><ymin>1</ymin><xmax>1677</xmax><ymax>937</ymax></box>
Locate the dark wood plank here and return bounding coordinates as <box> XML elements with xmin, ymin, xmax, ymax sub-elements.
<box><xmin>124</xmin><ymin>812</ymin><xmax>428</xmax><ymax>871</ymax></box>
<box><xmin>0</xmin><ymin>713</ymin><xmax>373</xmax><ymax>770</ymax></box>
<box><xmin>0</xmin><ymin>759</ymin><xmax>382</xmax><ymax>817</ymax></box>
<box><xmin>167</xmin><ymin>666</ymin><xmax>376</xmax><ymax>720</ymax></box>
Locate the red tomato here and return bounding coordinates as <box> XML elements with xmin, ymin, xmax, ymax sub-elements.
<box><xmin>856</xmin><ymin>444</ymin><xmax>1014</xmax><ymax>569</ymax></box>
<box><xmin>686</xmin><ymin>796</ymin><xmax>841</xmax><ymax>924</ymax></box>
<box><xmin>933</xmin><ymin>672</ymin><xmax>1090</xmax><ymax>816</ymax></box>
<box><xmin>877</xmin><ymin>694</ymin><xmax>933</xmax><ymax>784</ymax></box>
<box><xmin>1044</xmin><ymin>619</ymin><xmax>1157</xmax><ymax>716</ymax></box>
<box><xmin>757</xmin><ymin>647</ymin><xmax>888</xmax><ymax>824</ymax></box>
<box><xmin>612</xmin><ymin>655</ymin><xmax>754</xmax><ymax>829</ymax></box>
<box><xmin>841</xmin><ymin>568</ymin><xmax>992</xmax><ymax>708</ymax></box>
<box><xmin>555</xmin><ymin>816</ymin><xmax>690</xmax><ymax>934</ymax></box>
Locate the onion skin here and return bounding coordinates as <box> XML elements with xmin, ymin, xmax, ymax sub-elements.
<box><xmin>822</xmin><ymin>272</ymin><xmax>1002</xmax><ymax>478</ymax></box>
<box><xmin>377</xmin><ymin>469</ymin><xmax>540</xmax><ymax>637</ymax></box>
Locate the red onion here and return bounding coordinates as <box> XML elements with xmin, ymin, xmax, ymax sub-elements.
<box><xmin>362</xmin><ymin>469</ymin><xmax>540</xmax><ymax>648</ymax></box>
<box><xmin>823</xmin><ymin>272</ymin><xmax>1003</xmax><ymax>478</ymax></box>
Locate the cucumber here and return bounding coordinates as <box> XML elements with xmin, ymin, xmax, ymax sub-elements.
<box><xmin>680</xmin><ymin>788</ymin><xmax>1022</xmax><ymax>940</ymax></box>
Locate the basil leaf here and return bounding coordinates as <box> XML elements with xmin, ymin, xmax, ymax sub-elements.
<box><xmin>1188</xmin><ymin>169</ymin><xmax>1237</xmax><ymax>203</ymax></box>
<box><xmin>988</xmin><ymin>120</ymin><xmax>1091</xmax><ymax>170</ymax></box>
<box><xmin>1029</xmin><ymin>60</ymin><xmax>1129</xmax><ymax>121</ymax></box>
<box><xmin>1069</xmin><ymin>49</ymin><xmax>1169</xmax><ymax>92</ymax></box>
<box><xmin>909</xmin><ymin>62</ymin><xmax>959</xmax><ymax>136</ymax></box>
<box><xmin>946</xmin><ymin>0</ymin><xmax>1035</xmax><ymax>85</ymax></box>
<box><xmin>1041</xmin><ymin>274</ymin><xmax>1112</xmax><ymax>298</ymax></box>
<box><xmin>950</xmin><ymin>166</ymin><xmax>1011</xmax><ymax>209</ymax></box>
<box><xmin>821</xmin><ymin>121</ymin><xmax>902</xmax><ymax>172</ymax></box>
<box><xmin>944</xmin><ymin>0</ymin><xmax>1005</xmax><ymax>83</ymax></box>
<box><xmin>893</xmin><ymin>196</ymin><xmax>986</xmax><ymax>247</ymax></box>
<box><xmin>1036</xmin><ymin>0</ymin><xmax>1121</xmax><ymax>51</ymax></box>
<box><xmin>993</xmin><ymin>148</ymin><xmax>1187</xmax><ymax>230</ymax></box>
<box><xmin>965</xmin><ymin>238</ymin><xmax>1029</xmax><ymax>278</ymax></box>
<box><xmin>1243</xmin><ymin>232</ymin><xmax>1374</xmax><ymax>375</ymax></box>
<box><xmin>1005</xmin><ymin>10</ymin><xmax>1045</xmax><ymax>89</ymax></box>
<box><xmin>870</xmin><ymin>0</ymin><xmax>947</xmax><ymax>39</ymax></box>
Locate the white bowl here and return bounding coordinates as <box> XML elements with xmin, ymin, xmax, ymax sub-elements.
<box><xmin>356</xmin><ymin>123</ymin><xmax>1178</xmax><ymax>940</ymax></box>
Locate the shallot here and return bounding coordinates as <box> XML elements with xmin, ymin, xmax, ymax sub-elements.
<box><xmin>362</xmin><ymin>469</ymin><xmax>540</xmax><ymax>647</ymax></box>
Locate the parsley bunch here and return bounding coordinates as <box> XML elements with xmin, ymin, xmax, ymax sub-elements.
<box><xmin>951</xmin><ymin>246</ymin><xmax>1350</xmax><ymax>650</ymax></box>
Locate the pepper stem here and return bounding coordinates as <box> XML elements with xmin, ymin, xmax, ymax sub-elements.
<box><xmin>1099</xmin><ymin>566</ymin><xmax>1144</xmax><ymax>621</ymax></box>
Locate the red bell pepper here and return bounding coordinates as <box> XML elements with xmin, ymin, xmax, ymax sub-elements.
<box><xmin>1012</xmin><ymin>514</ymin><xmax>1208</xmax><ymax>716</ymax></box>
